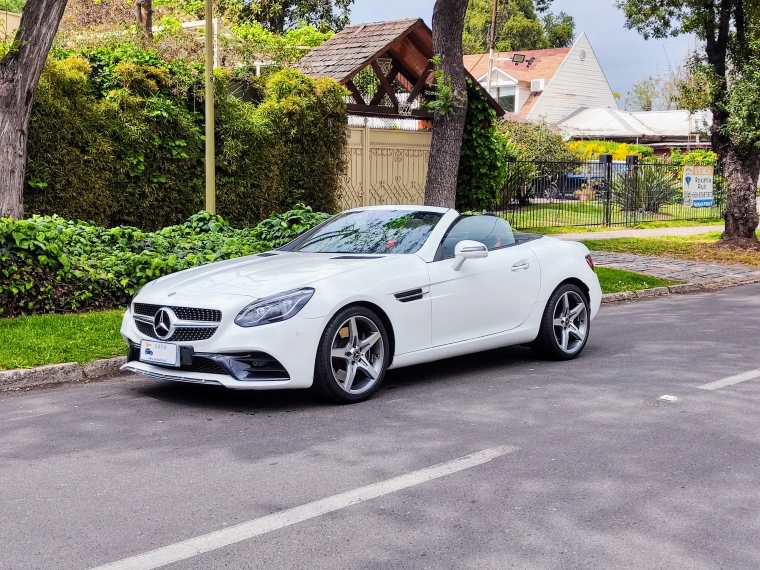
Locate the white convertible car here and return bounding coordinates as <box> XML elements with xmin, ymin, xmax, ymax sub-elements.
<box><xmin>121</xmin><ymin>206</ymin><xmax>601</xmax><ymax>403</ymax></box>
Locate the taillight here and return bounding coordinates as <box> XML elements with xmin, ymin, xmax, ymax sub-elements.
<box><xmin>585</xmin><ymin>254</ymin><xmax>595</xmax><ymax>271</ymax></box>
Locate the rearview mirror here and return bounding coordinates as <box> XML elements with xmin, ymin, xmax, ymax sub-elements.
<box><xmin>452</xmin><ymin>240</ymin><xmax>488</xmax><ymax>271</ymax></box>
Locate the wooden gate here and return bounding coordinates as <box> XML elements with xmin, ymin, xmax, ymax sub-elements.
<box><xmin>339</xmin><ymin>126</ymin><xmax>432</xmax><ymax>210</ymax></box>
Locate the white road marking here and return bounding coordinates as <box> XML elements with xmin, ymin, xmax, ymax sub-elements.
<box><xmin>88</xmin><ymin>445</ymin><xmax>518</xmax><ymax>570</ymax></box>
<box><xmin>697</xmin><ymin>369</ymin><xmax>760</xmax><ymax>391</ymax></box>
<box><xmin>0</xmin><ymin>412</ymin><xmax>54</xmax><ymax>423</ymax></box>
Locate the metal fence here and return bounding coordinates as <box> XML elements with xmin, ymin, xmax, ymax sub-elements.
<box><xmin>467</xmin><ymin>158</ymin><xmax>724</xmax><ymax>230</ymax></box>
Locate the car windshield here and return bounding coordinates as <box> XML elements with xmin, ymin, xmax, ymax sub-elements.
<box><xmin>295</xmin><ymin>210</ymin><xmax>443</xmax><ymax>254</ymax></box>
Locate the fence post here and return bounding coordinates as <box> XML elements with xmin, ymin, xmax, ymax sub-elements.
<box><xmin>625</xmin><ymin>155</ymin><xmax>639</xmax><ymax>226</ymax></box>
<box><xmin>600</xmin><ymin>154</ymin><xmax>612</xmax><ymax>226</ymax></box>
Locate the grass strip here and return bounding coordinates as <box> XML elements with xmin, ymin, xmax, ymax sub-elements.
<box><xmin>0</xmin><ymin>310</ymin><xmax>126</xmax><ymax>370</ymax></box>
<box><xmin>596</xmin><ymin>267</ymin><xmax>677</xmax><ymax>294</ymax></box>
<box><xmin>582</xmin><ymin>231</ymin><xmax>760</xmax><ymax>267</ymax></box>
<box><xmin>522</xmin><ymin>218</ymin><xmax>723</xmax><ymax>235</ymax></box>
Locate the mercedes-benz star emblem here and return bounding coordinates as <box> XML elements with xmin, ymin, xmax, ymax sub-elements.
<box><xmin>153</xmin><ymin>307</ymin><xmax>177</xmax><ymax>340</ymax></box>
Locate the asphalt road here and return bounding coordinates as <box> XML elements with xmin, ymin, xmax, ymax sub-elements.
<box><xmin>2</xmin><ymin>284</ymin><xmax>760</xmax><ymax>570</ymax></box>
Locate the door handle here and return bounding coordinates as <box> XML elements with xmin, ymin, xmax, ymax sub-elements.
<box><xmin>511</xmin><ymin>260</ymin><xmax>530</xmax><ymax>271</ymax></box>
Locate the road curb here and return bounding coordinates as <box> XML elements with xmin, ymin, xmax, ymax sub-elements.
<box><xmin>0</xmin><ymin>356</ymin><xmax>125</xmax><ymax>393</ymax></box>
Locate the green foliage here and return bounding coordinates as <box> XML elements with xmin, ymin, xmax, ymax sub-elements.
<box><xmin>424</xmin><ymin>55</ymin><xmax>461</xmax><ymax>117</ymax></box>
<box><xmin>229</xmin><ymin>21</ymin><xmax>334</xmax><ymax>65</ymax></box>
<box><xmin>499</xmin><ymin>119</ymin><xmax>577</xmax><ymax>162</ymax></box>
<box><xmin>24</xmin><ymin>46</ymin><xmax>347</xmax><ymax>230</ymax></box>
<box><xmin>456</xmin><ymin>79</ymin><xmax>509</xmax><ymax>211</ymax></box>
<box><xmin>0</xmin><ymin>205</ymin><xmax>330</xmax><ymax>317</ymax></box>
<box><xmin>669</xmin><ymin>148</ymin><xmax>717</xmax><ymax>166</ymax></box>
<box><xmin>567</xmin><ymin>139</ymin><xmax>654</xmax><ymax>160</ymax></box>
<box><xmin>0</xmin><ymin>0</ymin><xmax>24</xmax><ymax>12</ymax></box>
<box><xmin>610</xmin><ymin>164</ymin><xmax>680</xmax><ymax>213</ymax></box>
<box><xmin>463</xmin><ymin>0</ymin><xmax>574</xmax><ymax>53</ymax></box>
<box><xmin>541</xmin><ymin>11</ymin><xmax>575</xmax><ymax>48</ymax></box>
<box><xmin>216</xmin><ymin>0</ymin><xmax>352</xmax><ymax>32</ymax></box>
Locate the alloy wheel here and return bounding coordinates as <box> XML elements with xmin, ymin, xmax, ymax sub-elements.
<box><xmin>330</xmin><ymin>315</ymin><xmax>385</xmax><ymax>395</ymax></box>
<box><xmin>552</xmin><ymin>291</ymin><xmax>588</xmax><ymax>354</ymax></box>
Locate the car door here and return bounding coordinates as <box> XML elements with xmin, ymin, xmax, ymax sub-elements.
<box><xmin>427</xmin><ymin>215</ymin><xmax>540</xmax><ymax>347</ymax></box>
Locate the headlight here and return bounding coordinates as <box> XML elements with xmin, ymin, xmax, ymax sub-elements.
<box><xmin>235</xmin><ymin>288</ymin><xmax>315</xmax><ymax>327</ymax></box>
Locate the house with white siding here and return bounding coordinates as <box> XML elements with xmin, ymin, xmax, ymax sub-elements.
<box><xmin>463</xmin><ymin>33</ymin><xmax>618</xmax><ymax>123</ymax></box>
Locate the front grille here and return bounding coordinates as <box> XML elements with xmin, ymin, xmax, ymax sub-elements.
<box><xmin>183</xmin><ymin>357</ymin><xmax>227</xmax><ymax>375</ymax></box>
<box><xmin>133</xmin><ymin>303</ymin><xmax>221</xmax><ymax>322</ymax></box>
<box><xmin>135</xmin><ymin>320</ymin><xmax>217</xmax><ymax>342</ymax></box>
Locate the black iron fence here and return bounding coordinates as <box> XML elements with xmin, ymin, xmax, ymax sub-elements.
<box><xmin>467</xmin><ymin>157</ymin><xmax>724</xmax><ymax>230</ymax></box>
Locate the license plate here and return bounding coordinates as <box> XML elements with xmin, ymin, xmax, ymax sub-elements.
<box><xmin>140</xmin><ymin>340</ymin><xmax>180</xmax><ymax>367</ymax></box>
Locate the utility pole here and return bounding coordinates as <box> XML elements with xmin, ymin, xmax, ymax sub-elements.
<box><xmin>204</xmin><ymin>0</ymin><xmax>216</xmax><ymax>214</ymax></box>
<box><xmin>486</xmin><ymin>0</ymin><xmax>497</xmax><ymax>94</ymax></box>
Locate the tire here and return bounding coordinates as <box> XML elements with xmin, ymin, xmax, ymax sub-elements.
<box><xmin>312</xmin><ymin>305</ymin><xmax>390</xmax><ymax>404</ymax></box>
<box><xmin>531</xmin><ymin>283</ymin><xmax>590</xmax><ymax>361</ymax></box>
<box><xmin>543</xmin><ymin>184</ymin><xmax>558</xmax><ymax>200</ymax></box>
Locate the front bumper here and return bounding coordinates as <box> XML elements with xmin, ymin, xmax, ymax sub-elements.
<box><xmin>120</xmin><ymin>309</ymin><xmax>325</xmax><ymax>389</ymax></box>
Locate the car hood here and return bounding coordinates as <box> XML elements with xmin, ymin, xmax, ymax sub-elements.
<box><xmin>138</xmin><ymin>252</ymin><xmax>390</xmax><ymax>304</ymax></box>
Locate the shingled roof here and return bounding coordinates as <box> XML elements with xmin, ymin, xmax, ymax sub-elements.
<box><xmin>298</xmin><ymin>19</ymin><xmax>424</xmax><ymax>83</ymax></box>
<box><xmin>298</xmin><ymin>18</ymin><xmax>504</xmax><ymax>119</ymax></box>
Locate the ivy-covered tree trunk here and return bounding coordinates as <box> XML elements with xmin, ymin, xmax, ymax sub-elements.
<box><xmin>0</xmin><ymin>0</ymin><xmax>68</xmax><ymax>220</ymax></box>
<box><xmin>424</xmin><ymin>0</ymin><xmax>469</xmax><ymax>209</ymax></box>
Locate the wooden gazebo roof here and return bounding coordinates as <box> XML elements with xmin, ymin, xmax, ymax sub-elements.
<box><xmin>298</xmin><ymin>18</ymin><xmax>505</xmax><ymax>120</ymax></box>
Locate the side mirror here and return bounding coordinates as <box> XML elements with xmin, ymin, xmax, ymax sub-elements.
<box><xmin>451</xmin><ymin>240</ymin><xmax>488</xmax><ymax>271</ymax></box>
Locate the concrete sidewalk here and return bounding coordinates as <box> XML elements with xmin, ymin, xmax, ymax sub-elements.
<box><xmin>554</xmin><ymin>225</ymin><xmax>724</xmax><ymax>241</ymax></box>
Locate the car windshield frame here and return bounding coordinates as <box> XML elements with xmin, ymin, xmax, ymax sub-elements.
<box><xmin>284</xmin><ymin>210</ymin><xmax>444</xmax><ymax>255</ymax></box>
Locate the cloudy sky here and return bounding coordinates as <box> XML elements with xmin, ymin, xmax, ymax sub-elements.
<box><xmin>348</xmin><ymin>0</ymin><xmax>696</xmax><ymax>106</ymax></box>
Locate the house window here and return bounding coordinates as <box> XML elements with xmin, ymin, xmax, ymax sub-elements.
<box><xmin>489</xmin><ymin>87</ymin><xmax>516</xmax><ymax>112</ymax></box>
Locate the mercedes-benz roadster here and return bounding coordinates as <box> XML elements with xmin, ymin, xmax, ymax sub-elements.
<box><xmin>121</xmin><ymin>206</ymin><xmax>601</xmax><ymax>403</ymax></box>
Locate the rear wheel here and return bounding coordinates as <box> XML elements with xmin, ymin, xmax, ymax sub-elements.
<box><xmin>531</xmin><ymin>283</ymin><xmax>590</xmax><ymax>360</ymax></box>
<box><xmin>312</xmin><ymin>306</ymin><xmax>389</xmax><ymax>404</ymax></box>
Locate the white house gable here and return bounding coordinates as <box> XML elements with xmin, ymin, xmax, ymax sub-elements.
<box><xmin>527</xmin><ymin>33</ymin><xmax>618</xmax><ymax>123</ymax></box>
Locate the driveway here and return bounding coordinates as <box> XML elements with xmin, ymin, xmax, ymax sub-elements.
<box><xmin>1</xmin><ymin>284</ymin><xmax>759</xmax><ymax>569</ymax></box>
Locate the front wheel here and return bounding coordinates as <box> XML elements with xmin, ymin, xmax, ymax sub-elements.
<box><xmin>531</xmin><ymin>284</ymin><xmax>590</xmax><ymax>360</ymax></box>
<box><xmin>312</xmin><ymin>306</ymin><xmax>389</xmax><ymax>404</ymax></box>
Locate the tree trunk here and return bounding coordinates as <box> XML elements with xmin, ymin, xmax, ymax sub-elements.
<box><xmin>136</xmin><ymin>0</ymin><xmax>153</xmax><ymax>39</ymax></box>
<box><xmin>0</xmin><ymin>0</ymin><xmax>68</xmax><ymax>220</ymax></box>
<box><xmin>713</xmin><ymin>131</ymin><xmax>760</xmax><ymax>241</ymax></box>
<box><xmin>424</xmin><ymin>0</ymin><xmax>469</xmax><ymax>209</ymax></box>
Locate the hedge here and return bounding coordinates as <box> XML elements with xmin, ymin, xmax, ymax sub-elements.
<box><xmin>24</xmin><ymin>44</ymin><xmax>347</xmax><ymax>230</ymax></box>
<box><xmin>0</xmin><ymin>205</ymin><xmax>329</xmax><ymax>318</ymax></box>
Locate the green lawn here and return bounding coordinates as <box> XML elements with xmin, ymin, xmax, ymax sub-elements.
<box><xmin>596</xmin><ymin>267</ymin><xmax>676</xmax><ymax>294</ymax></box>
<box><xmin>0</xmin><ymin>310</ymin><xmax>126</xmax><ymax>370</ymax></box>
<box><xmin>523</xmin><ymin>218</ymin><xmax>723</xmax><ymax>235</ymax></box>
<box><xmin>582</xmin><ymin>231</ymin><xmax>760</xmax><ymax>267</ymax></box>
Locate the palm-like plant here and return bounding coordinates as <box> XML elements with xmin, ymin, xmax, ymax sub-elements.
<box><xmin>610</xmin><ymin>164</ymin><xmax>680</xmax><ymax>213</ymax></box>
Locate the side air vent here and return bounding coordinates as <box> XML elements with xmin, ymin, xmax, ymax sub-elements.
<box><xmin>394</xmin><ymin>288</ymin><xmax>424</xmax><ymax>303</ymax></box>
<box><xmin>330</xmin><ymin>255</ymin><xmax>382</xmax><ymax>260</ymax></box>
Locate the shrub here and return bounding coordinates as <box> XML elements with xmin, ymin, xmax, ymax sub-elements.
<box><xmin>567</xmin><ymin>140</ymin><xmax>654</xmax><ymax>160</ymax></box>
<box><xmin>0</xmin><ymin>205</ymin><xmax>329</xmax><ymax>317</ymax></box>
<box><xmin>498</xmin><ymin>119</ymin><xmax>577</xmax><ymax>163</ymax></box>
<box><xmin>610</xmin><ymin>164</ymin><xmax>680</xmax><ymax>213</ymax></box>
<box><xmin>24</xmin><ymin>45</ymin><xmax>347</xmax><ymax>230</ymax></box>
